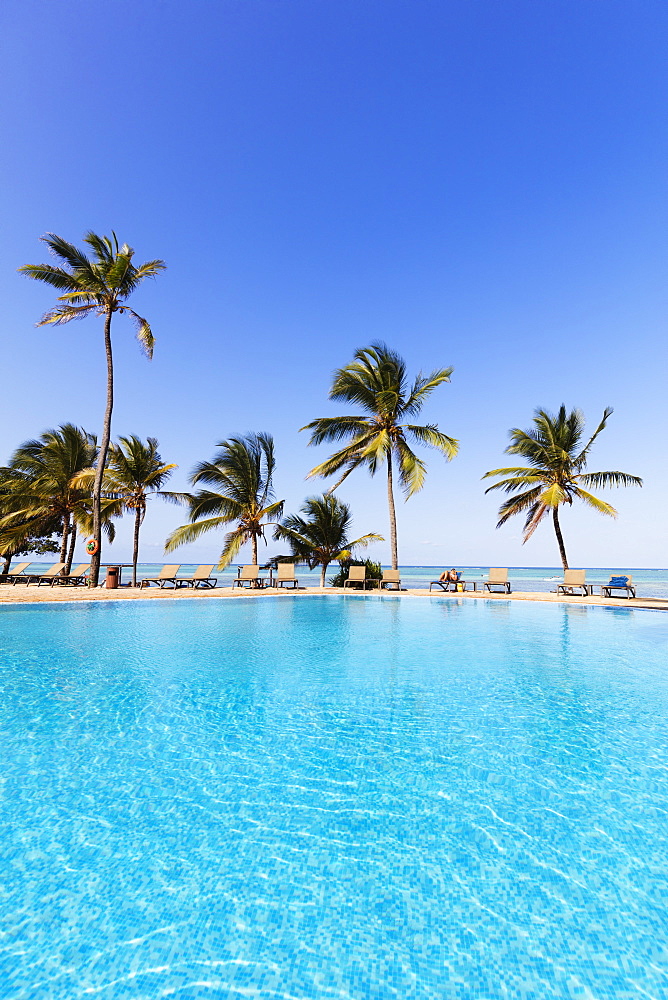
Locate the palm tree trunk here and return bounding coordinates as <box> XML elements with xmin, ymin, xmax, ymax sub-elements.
<box><xmin>387</xmin><ymin>451</ymin><xmax>399</xmax><ymax>570</ymax></box>
<box><xmin>60</xmin><ymin>514</ymin><xmax>70</xmax><ymax>564</ymax></box>
<box><xmin>132</xmin><ymin>507</ymin><xmax>141</xmax><ymax>587</ymax></box>
<box><xmin>251</xmin><ymin>534</ymin><xmax>258</xmax><ymax>565</ymax></box>
<box><xmin>552</xmin><ymin>507</ymin><xmax>569</xmax><ymax>570</ymax></box>
<box><xmin>2</xmin><ymin>553</ymin><xmax>11</xmax><ymax>575</ymax></box>
<box><xmin>91</xmin><ymin>307</ymin><xmax>114</xmax><ymax>586</ymax></box>
<box><xmin>66</xmin><ymin>525</ymin><xmax>77</xmax><ymax>573</ymax></box>
<box><xmin>320</xmin><ymin>561</ymin><xmax>329</xmax><ymax>588</ymax></box>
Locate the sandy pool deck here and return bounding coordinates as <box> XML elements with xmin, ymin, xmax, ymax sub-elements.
<box><xmin>1</xmin><ymin>583</ymin><xmax>666</xmax><ymax>612</ymax></box>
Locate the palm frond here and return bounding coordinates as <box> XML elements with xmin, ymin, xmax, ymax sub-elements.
<box><xmin>330</xmin><ymin>344</ymin><xmax>405</xmax><ymax>413</ymax></box>
<box><xmin>133</xmin><ymin>260</ymin><xmax>167</xmax><ymax>281</ymax></box>
<box><xmin>259</xmin><ymin>499</ymin><xmax>285</xmax><ymax>523</ymax></box>
<box><xmin>394</xmin><ymin>438</ymin><xmax>427</xmax><ymax>496</ymax></box>
<box><xmin>405</xmin><ymin>423</ymin><xmax>458</xmax><ymax>459</ymax></box>
<box><xmin>121</xmin><ymin>308</ymin><xmax>155</xmax><ymax>359</ymax></box>
<box><xmin>403</xmin><ymin>368</ymin><xmax>454</xmax><ymax>416</ymax></box>
<box><xmin>165</xmin><ymin>515</ymin><xmax>235</xmax><ymax>552</ymax></box>
<box><xmin>107</xmin><ymin>250</ymin><xmax>135</xmax><ymax>292</ymax></box>
<box><xmin>57</xmin><ymin>290</ymin><xmax>104</xmax><ymax>306</ymax></box>
<box><xmin>572</xmin><ymin>488</ymin><xmax>617</xmax><ymax>518</ymax></box>
<box><xmin>17</xmin><ymin>264</ymin><xmax>81</xmax><ymax>291</ymax></box>
<box><xmin>273</xmin><ymin>523</ymin><xmax>313</xmax><ymax>550</ymax></box>
<box><xmin>217</xmin><ymin>527</ymin><xmax>248</xmax><ymax>569</ymax></box>
<box><xmin>495</xmin><ymin>487</ymin><xmax>544</xmax><ymax>528</ymax></box>
<box><xmin>42</xmin><ymin>233</ymin><xmax>100</xmax><ymax>277</ymax></box>
<box><xmin>83</xmin><ymin>231</ymin><xmax>117</xmax><ymax>265</ymax></box>
<box><xmin>522</xmin><ymin>502</ymin><xmax>549</xmax><ymax>542</ymax></box>
<box><xmin>300</xmin><ymin>416</ymin><xmax>374</xmax><ymax>446</ymax></box>
<box><xmin>484</xmin><ymin>474</ymin><xmax>547</xmax><ymax>494</ymax></box>
<box><xmin>346</xmin><ymin>532</ymin><xmax>384</xmax><ymax>548</ymax></box>
<box><xmin>482</xmin><ymin>465</ymin><xmax>541</xmax><ymax>479</ymax></box>
<box><xmin>573</xmin><ymin>407</ymin><xmax>613</xmax><ymax>467</ymax></box>
<box><xmin>539</xmin><ymin>483</ymin><xmax>569</xmax><ymax>508</ymax></box>
<box><xmin>323</xmin><ymin>455</ymin><xmax>367</xmax><ymax>493</ymax></box>
<box><xmin>39</xmin><ymin>304</ymin><xmax>98</xmax><ymax>325</ymax></box>
<box><xmin>158</xmin><ymin>491</ymin><xmax>193</xmax><ymax>506</ymax></box>
<box><xmin>188</xmin><ymin>490</ymin><xmax>243</xmax><ymax>521</ymax></box>
<box><xmin>577</xmin><ymin>471</ymin><xmax>643</xmax><ymax>489</ymax></box>
<box><xmin>360</xmin><ymin>429</ymin><xmax>391</xmax><ymax>462</ymax></box>
<box><xmin>306</xmin><ymin>439</ymin><xmax>374</xmax><ymax>480</ymax></box>
<box><xmin>0</xmin><ymin>517</ymin><xmax>51</xmax><ymax>551</ymax></box>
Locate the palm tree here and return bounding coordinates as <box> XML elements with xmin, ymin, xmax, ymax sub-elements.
<box><xmin>76</xmin><ymin>436</ymin><xmax>177</xmax><ymax>587</ymax></box>
<box><xmin>165</xmin><ymin>433</ymin><xmax>284</xmax><ymax>567</ymax></box>
<box><xmin>482</xmin><ymin>405</ymin><xmax>643</xmax><ymax>569</ymax></box>
<box><xmin>19</xmin><ymin>232</ymin><xmax>166</xmax><ymax>585</ymax></box>
<box><xmin>274</xmin><ymin>494</ymin><xmax>384</xmax><ymax>587</ymax></box>
<box><xmin>0</xmin><ymin>423</ymin><xmax>107</xmax><ymax>572</ymax></box>
<box><xmin>302</xmin><ymin>343</ymin><xmax>458</xmax><ymax>569</ymax></box>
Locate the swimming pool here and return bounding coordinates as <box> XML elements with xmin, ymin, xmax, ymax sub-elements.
<box><xmin>2</xmin><ymin>596</ymin><xmax>667</xmax><ymax>998</ymax></box>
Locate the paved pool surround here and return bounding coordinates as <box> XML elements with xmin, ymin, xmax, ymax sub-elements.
<box><xmin>0</xmin><ymin>582</ymin><xmax>666</xmax><ymax>611</ymax></box>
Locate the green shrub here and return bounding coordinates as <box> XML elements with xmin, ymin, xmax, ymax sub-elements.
<box><xmin>329</xmin><ymin>558</ymin><xmax>383</xmax><ymax>588</ymax></box>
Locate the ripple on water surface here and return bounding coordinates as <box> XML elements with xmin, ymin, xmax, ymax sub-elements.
<box><xmin>1</xmin><ymin>596</ymin><xmax>668</xmax><ymax>999</ymax></box>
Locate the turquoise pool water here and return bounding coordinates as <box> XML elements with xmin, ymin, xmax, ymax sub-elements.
<box><xmin>1</xmin><ymin>596</ymin><xmax>667</xmax><ymax>999</ymax></box>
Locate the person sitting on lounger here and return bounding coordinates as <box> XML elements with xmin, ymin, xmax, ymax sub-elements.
<box><xmin>439</xmin><ymin>568</ymin><xmax>459</xmax><ymax>584</ymax></box>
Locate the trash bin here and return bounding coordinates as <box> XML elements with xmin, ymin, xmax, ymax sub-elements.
<box><xmin>105</xmin><ymin>566</ymin><xmax>120</xmax><ymax>589</ymax></box>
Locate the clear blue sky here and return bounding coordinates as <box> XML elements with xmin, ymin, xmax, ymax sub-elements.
<box><xmin>1</xmin><ymin>0</ymin><xmax>666</xmax><ymax>567</ymax></box>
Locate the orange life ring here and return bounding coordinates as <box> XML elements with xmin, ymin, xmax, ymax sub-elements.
<box><xmin>85</xmin><ymin>538</ymin><xmax>99</xmax><ymax>555</ymax></box>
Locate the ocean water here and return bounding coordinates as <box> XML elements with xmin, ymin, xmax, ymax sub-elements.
<box><xmin>13</xmin><ymin>563</ymin><xmax>668</xmax><ymax>598</ymax></box>
<box><xmin>1</xmin><ymin>595</ymin><xmax>667</xmax><ymax>999</ymax></box>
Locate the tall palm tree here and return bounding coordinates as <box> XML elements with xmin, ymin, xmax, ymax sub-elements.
<box><xmin>482</xmin><ymin>405</ymin><xmax>643</xmax><ymax>569</ymax></box>
<box><xmin>0</xmin><ymin>423</ymin><xmax>106</xmax><ymax>572</ymax></box>
<box><xmin>19</xmin><ymin>232</ymin><xmax>166</xmax><ymax>585</ymax></box>
<box><xmin>76</xmin><ymin>436</ymin><xmax>177</xmax><ymax>587</ymax></box>
<box><xmin>165</xmin><ymin>433</ymin><xmax>284</xmax><ymax>567</ymax></box>
<box><xmin>274</xmin><ymin>494</ymin><xmax>383</xmax><ymax>588</ymax></box>
<box><xmin>302</xmin><ymin>343</ymin><xmax>458</xmax><ymax>569</ymax></box>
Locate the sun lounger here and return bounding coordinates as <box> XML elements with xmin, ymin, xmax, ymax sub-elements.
<box><xmin>429</xmin><ymin>572</ymin><xmax>466</xmax><ymax>592</ymax></box>
<box><xmin>380</xmin><ymin>569</ymin><xmax>401</xmax><ymax>590</ymax></box>
<box><xmin>555</xmin><ymin>570</ymin><xmax>591</xmax><ymax>596</ymax></box>
<box><xmin>55</xmin><ymin>563</ymin><xmax>91</xmax><ymax>586</ymax></box>
<box><xmin>232</xmin><ymin>565</ymin><xmax>265</xmax><ymax>589</ymax></box>
<box><xmin>343</xmin><ymin>565</ymin><xmax>372</xmax><ymax>589</ymax></box>
<box><xmin>274</xmin><ymin>564</ymin><xmax>298</xmax><ymax>589</ymax></box>
<box><xmin>175</xmin><ymin>565</ymin><xmax>217</xmax><ymax>589</ymax></box>
<box><xmin>0</xmin><ymin>562</ymin><xmax>31</xmax><ymax>584</ymax></box>
<box><xmin>601</xmin><ymin>574</ymin><xmax>636</xmax><ymax>599</ymax></box>
<box><xmin>140</xmin><ymin>564</ymin><xmax>181</xmax><ymax>588</ymax></box>
<box><xmin>25</xmin><ymin>563</ymin><xmax>67</xmax><ymax>587</ymax></box>
<box><xmin>483</xmin><ymin>568</ymin><xmax>511</xmax><ymax>594</ymax></box>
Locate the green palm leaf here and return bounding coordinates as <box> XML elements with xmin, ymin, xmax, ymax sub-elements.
<box><xmin>577</xmin><ymin>471</ymin><xmax>643</xmax><ymax>489</ymax></box>
<box><xmin>572</xmin><ymin>488</ymin><xmax>617</xmax><ymax>517</ymax></box>
<box><xmin>395</xmin><ymin>438</ymin><xmax>426</xmax><ymax>495</ymax></box>
<box><xmin>405</xmin><ymin>423</ymin><xmax>458</xmax><ymax>459</ymax></box>
<box><xmin>165</xmin><ymin>515</ymin><xmax>234</xmax><ymax>552</ymax></box>
<box><xmin>301</xmin><ymin>416</ymin><xmax>374</xmax><ymax>445</ymax></box>
<box><xmin>403</xmin><ymin>368</ymin><xmax>454</xmax><ymax>416</ymax></box>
